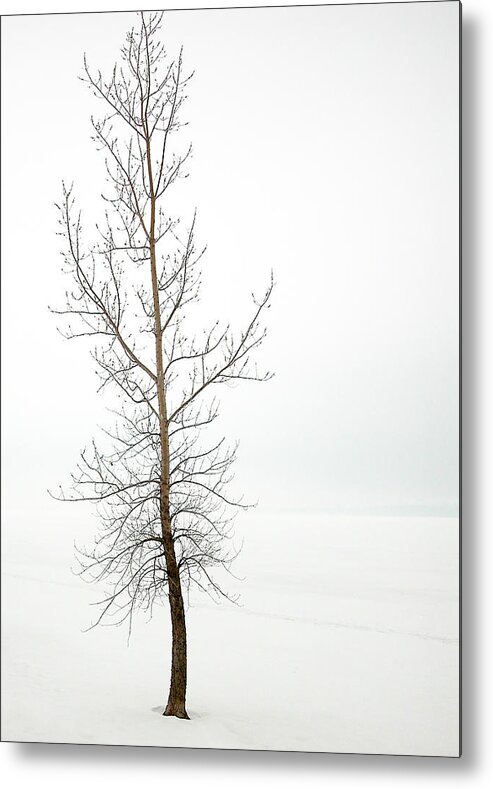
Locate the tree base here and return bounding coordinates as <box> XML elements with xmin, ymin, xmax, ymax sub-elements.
<box><xmin>163</xmin><ymin>704</ymin><xmax>190</xmax><ymax>719</ymax></box>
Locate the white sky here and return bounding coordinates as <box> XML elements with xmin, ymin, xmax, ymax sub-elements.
<box><xmin>1</xmin><ymin>2</ymin><xmax>460</xmax><ymax>518</ymax></box>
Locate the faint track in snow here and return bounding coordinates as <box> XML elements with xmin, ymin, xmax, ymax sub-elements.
<box><xmin>194</xmin><ymin>603</ymin><xmax>458</xmax><ymax>645</ymax></box>
<box><xmin>5</xmin><ymin>569</ymin><xmax>458</xmax><ymax>645</ymax></box>
<box><xmin>3</xmin><ymin>569</ymin><xmax>89</xmax><ymax>592</ymax></box>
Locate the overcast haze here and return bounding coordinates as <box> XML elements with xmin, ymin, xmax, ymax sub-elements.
<box><xmin>1</xmin><ymin>2</ymin><xmax>460</xmax><ymax>517</ymax></box>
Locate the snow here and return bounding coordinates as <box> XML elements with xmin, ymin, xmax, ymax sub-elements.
<box><xmin>1</xmin><ymin>510</ymin><xmax>459</xmax><ymax>756</ymax></box>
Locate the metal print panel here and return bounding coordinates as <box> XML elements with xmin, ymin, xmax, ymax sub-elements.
<box><xmin>1</xmin><ymin>1</ymin><xmax>461</xmax><ymax>756</ymax></box>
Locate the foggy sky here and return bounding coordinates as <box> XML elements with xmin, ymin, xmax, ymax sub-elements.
<box><xmin>1</xmin><ymin>2</ymin><xmax>460</xmax><ymax>518</ymax></box>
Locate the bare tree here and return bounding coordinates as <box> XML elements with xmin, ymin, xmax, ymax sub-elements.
<box><xmin>51</xmin><ymin>11</ymin><xmax>273</xmax><ymax>719</ymax></box>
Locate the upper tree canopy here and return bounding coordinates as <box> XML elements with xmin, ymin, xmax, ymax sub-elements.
<box><xmin>52</xmin><ymin>11</ymin><xmax>274</xmax><ymax>630</ymax></box>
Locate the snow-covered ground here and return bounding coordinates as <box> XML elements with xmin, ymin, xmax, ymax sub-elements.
<box><xmin>1</xmin><ymin>509</ymin><xmax>459</xmax><ymax>756</ymax></box>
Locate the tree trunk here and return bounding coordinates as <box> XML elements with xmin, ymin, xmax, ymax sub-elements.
<box><xmin>144</xmin><ymin>119</ymin><xmax>190</xmax><ymax>720</ymax></box>
<box><xmin>161</xmin><ymin>523</ymin><xmax>189</xmax><ymax>718</ymax></box>
<box><xmin>163</xmin><ymin>575</ymin><xmax>189</xmax><ymax>718</ymax></box>
<box><xmin>160</xmin><ymin>490</ymin><xmax>189</xmax><ymax>719</ymax></box>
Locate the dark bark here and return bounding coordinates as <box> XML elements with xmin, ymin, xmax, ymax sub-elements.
<box><xmin>145</xmin><ymin>105</ymin><xmax>189</xmax><ymax>719</ymax></box>
<box><xmin>160</xmin><ymin>463</ymin><xmax>189</xmax><ymax>718</ymax></box>
<box><xmin>163</xmin><ymin>575</ymin><xmax>189</xmax><ymax>718</ymax></box>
